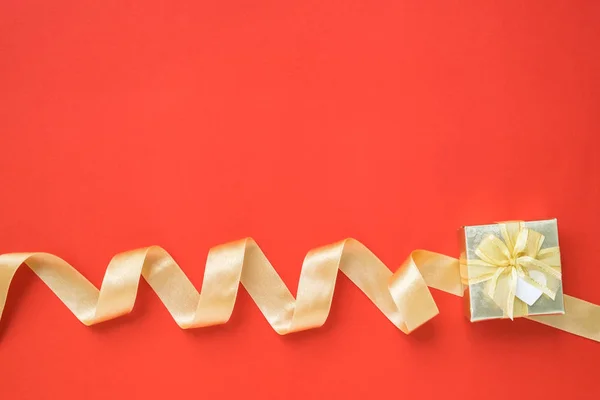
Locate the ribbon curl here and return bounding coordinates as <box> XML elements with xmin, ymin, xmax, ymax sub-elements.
<box><xmin>467</xmin><ymin>222</ymin><xmax>562</xmax><ymax>319</ymax></box>
<box><xmin>0</xmin><ymin>238</ymin><xmax>599</xmax><ymax>341</ymax></box>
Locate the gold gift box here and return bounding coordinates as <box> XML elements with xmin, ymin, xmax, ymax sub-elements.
<box><xmin>459</xmin><ymin>219</ymin><xmax>565</xmax><ymax>322</ymax></box>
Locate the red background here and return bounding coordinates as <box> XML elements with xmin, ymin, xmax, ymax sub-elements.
<box><xmin>1</xmin><ymin>1</ymin><xmax>599</xmax><ymax>399</ymax></box>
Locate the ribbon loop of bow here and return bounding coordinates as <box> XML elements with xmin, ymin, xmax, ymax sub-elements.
<box><xmin>467</xmin><ymin>222</ymin><xmax>562</xmax><ymax>319</ymax></box>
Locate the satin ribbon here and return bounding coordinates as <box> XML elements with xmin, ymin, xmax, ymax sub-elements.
<box><xmin>0</xmin><ymin>237</ymin><xmax>599</xmax><ymax>342</ymax></box>
<box><xmin>467</xmin><ymin>222</ymin><xmax>562</xmax><ymax>319</ymax></box>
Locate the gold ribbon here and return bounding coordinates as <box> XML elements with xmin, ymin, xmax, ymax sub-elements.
<box><xmin>0</xmin><ymin>237</ymin><xmax>599</xmax><ymax>342</ymax></box>
<box><xmin>466</xmin><ymin>222</ymin><xmax>562</xmax><ymax>319</ymax></box>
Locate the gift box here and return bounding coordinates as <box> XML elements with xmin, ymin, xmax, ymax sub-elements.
<box><xmin>459</xmin><ymin>219</ymin><xmax>565</xmax><ymax>322</ymax></box>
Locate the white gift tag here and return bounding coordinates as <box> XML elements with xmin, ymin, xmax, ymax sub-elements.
<box><xmin>515</xmin><ymin>270</ymin><xmax>546</xmax><ymax>306</ymax></box>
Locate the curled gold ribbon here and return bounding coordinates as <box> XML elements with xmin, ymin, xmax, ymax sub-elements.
<box><xmin>467</xmin><ymin>222</ymin><xmax>562</xmax><ymax>319</ymax></box>
<box><xmin>0</xmin><ymin>238</ymin><xmax>599</xmax><ymax>342</ymax></box>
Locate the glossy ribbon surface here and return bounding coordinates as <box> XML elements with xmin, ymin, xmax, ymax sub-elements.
<box><xmin>0</xmin><ymin>238</ymin><xmax>598</xmax><ymax>341</ymax></box>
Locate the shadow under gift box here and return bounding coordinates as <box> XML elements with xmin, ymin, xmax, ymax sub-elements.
<box><xmin>459</xmin><ymin>219</ymin><xmax>565</xmax><ymax>322</ymax></box>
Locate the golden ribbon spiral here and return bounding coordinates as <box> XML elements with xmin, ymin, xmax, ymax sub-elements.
<box><xmin>0</xmin><ymin>238</ymin><xmax>599</xmax><ymax>341</ymax></box>
<box><xmin>467</xmin><ymin>223</ymin><xmax>562</xmax><ymax>319</ymax></box>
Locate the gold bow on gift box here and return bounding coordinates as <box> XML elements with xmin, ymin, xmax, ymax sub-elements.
<box><xmin>466</xmin><ymin>222</ymin><xmax>562</xmax><ymax>320</ymax></box>
<box><xmin>0</xmin><ymin>219</ymin><xmax>598</xmax><ymax>342</ymax></box>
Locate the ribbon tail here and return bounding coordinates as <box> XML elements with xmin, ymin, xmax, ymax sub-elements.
<box><xmin>0</xmin><ymin>240</ymin><xmax>465</xmax><ymax>336</ymax></box>
<box><xmin>506</xmin><ymin>269</ymin><xmax>518</xmax><ymax>320</ymax></box>
<box><xmin>527</xmin><ymin>295</ymin><xmax>600</xmax><ymax>342</ymax></box>
<box><xmin>485</xmin><ymin>267</ymin><xmax>505</xmax><ymax>299</ymax></box>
